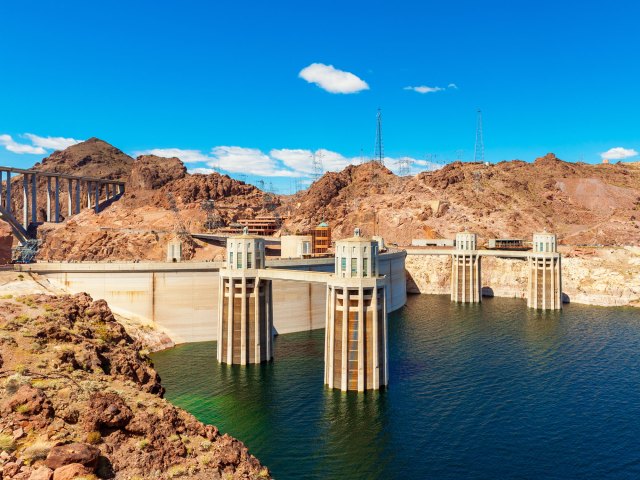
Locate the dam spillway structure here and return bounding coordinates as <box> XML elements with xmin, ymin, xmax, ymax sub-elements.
<box><xmin>527</xmin><ymin>233</ymin><xmax>562</xmax><ymax>310</ymax></box>
<box><xmin>217</xmin><ymin>229</ymin><xmax>273</xmax><ymax>364</ymax></box>
<box><xmin>451</xmin><ymin>232</ymin><xmax>482</xmax><ymax>303</ymax></box>
<box><xmin>325</xmin><ymin>229</ymin><xmax>388</xmax><ymax>391</ymax></box>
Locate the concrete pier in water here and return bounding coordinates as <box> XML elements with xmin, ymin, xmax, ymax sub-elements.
<box><xmin>325</xmin><ymin>230</ymin><xmax>388</xmax><ymax>391</ymax></box>
<box><xmin>450</xmin><ymin>232</ymin><xmax>482</xmax><ymax>303</ymax></box>
<box><xmin>217</xmin><ymin>231</ymin><xmax>273</xmax><ymax>364</ymax></box>
<box><xmin>527</xmin><ymin>233</ymin><xmax>562</xmax><ymax>310</ymax></box>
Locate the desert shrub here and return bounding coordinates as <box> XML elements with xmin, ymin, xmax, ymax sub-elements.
<box><xmin>4</xmin><ymin>373</ymin><xmax>31</xmax><ymax>395</ymax></box>
<box><xmin>22</xmin><ymin>440</ymin><xmax>52</xmax><ymax>462</ymax></box>
<box><xmin>86</xmin><ymin>431</ymin><xmax>102</xmax><ymax>445</ymax></box>
<box><xmin>0</xmin><ymin>434</ymin><xmax>16</xmax><ymax>452</ymax></box>
<box><xmin>137</xmin><ymin>438</ymin><xmax>150</xmax><ymax>450</ymax></box>
<box><xmin>167</xmin><ymin>465</ymin><xmax>187</xmax><ymax>478</ymax></box>
<box><xmin>14</xmin><ymin>403</ymin><xmax>31</xmax><ymax>414</ymax></box>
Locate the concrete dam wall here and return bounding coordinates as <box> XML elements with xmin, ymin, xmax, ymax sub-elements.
<box><xmin>24</xmin><ymin>251</ymin><xmax>407</xmax><ymax>344</ymax></box>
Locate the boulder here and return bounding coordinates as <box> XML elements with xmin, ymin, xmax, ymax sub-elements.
<box><xmin>84</xmin><ymin>393</ymin><xmax>133</xmax><ymax>431</ymax></box>
<box><xmin>52</xmin><ymin>463</ymin><xmax>92</xmax><ymax>480</ymax></box>
<box><xmin>29</xmin><ymin>466</ymin><xmax>53</xmax><ymax>480</ymax></box>
<box><xmin>45</xmin><ymin>443</ymin><xmax>99</xmax><ymax>470</ymax></box>
<box><xmin>2</xmin><ymin>385</ymin><xmax>54</xmax><ymax>428</ymax></box>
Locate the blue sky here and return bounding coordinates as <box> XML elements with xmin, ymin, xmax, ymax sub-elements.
<box><xmin>1</xmin><ymin>0</ymin><xmax>639</xmax><ymax>192</ymax></box>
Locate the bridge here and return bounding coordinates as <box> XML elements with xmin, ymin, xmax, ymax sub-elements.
<box><xmin>0</xmin><ymin>166</ymin><xmax>125</xmax><ymax>248</ymax></box>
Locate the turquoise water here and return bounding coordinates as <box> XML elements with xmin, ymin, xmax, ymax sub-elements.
<box><xmin>151</xmin><ymin>295</ymin><xmax>640</xmax><ymax>479</ymax></box>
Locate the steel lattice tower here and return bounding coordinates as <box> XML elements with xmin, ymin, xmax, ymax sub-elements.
<box><xmin>474</xmin><ymin>109</ymin><xmax>484</xmax><ymax>163</ymax></box>
<box><xmin>374</xmin><ymin>108</ymin><xmax>384</xmax><ymax>165</ymax></box>
<box><xmin>311</xmin><ymin>152</ymin><xmax>324</xmax><ymax>181</ymax></box>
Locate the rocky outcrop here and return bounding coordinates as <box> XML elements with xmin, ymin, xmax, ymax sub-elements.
<box><xmin>127</xmin><ymin>155</ymin><xmax>187</xmax><ymax>191</ymax></box>
<box><xmin>0</xmin><ymin>293</ymin><xmax>270</xmax><ymax>479</ymax></box>
<box><xmin>282</xmin><ymin>155</ymin><xmax>640</xmax><ymax>247</ymax></box>
<box><xmin>33</xmin><ymin>138</ymin><xmax>133</xmax><ymax>181</ymax></box>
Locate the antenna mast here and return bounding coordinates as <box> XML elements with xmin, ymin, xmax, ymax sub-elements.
<box><xmin>374</xmin><ymin>108</ymin><xmax>384</xmax><ymax>165</ymax></box>
<box><xmin>474</xmin><ymin>109</ymin><xmax>485</xmax><ymax>163</ymax></box>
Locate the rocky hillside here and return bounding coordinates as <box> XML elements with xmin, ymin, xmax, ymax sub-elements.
<box><xmin>5</xmin><ymin>139</ymin><xmax>276</xmax><ymax>262</ymax></box>
<box><xmin>0</xmin><ymin>286</ymin><xmax>269</xmax><ymax>479</ymax></box>
<box><xmin>32</xmin><ymin>138</ymin><xmax>134</xmax><ymax>181</ymax></box>
<box><xmin>3</xmin><ymin>140</ymin><xmax>640</xmax><ymax>264</ymax></box>
<box><xmin>282</xmin><ymin>155</ymin><xmax>640</xmax><ymax>246</ymax></box>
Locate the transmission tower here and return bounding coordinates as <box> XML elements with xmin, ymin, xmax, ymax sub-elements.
<box><xmin>257</xmin><ymin>179</ymin><xmax>265</xmax><ymax>190</ymax></box>
<box><xmin>201</xmin><ymin>199</ymin><xmax>223</xmax><ymax>231</ymax></box>
<box><xmin>373</xmin><ymin>108</ymin><xmax>384</xmax><ymax>164</ymax></box>
<box><xmin>311</xmin><ymin>151</ymin><xmax>324</xmax><ymax>181</ymax></box>
<box><xmin>474</xmin><ymin>109</ymin><xmax>485</xmax><ymax>163</ymax></box>
<box><xmin>167</xmin><ymin>192</ymin><xmax>191</xmax><ymax>242</ymax></box>
<box><xmin>396</xmin><ymin>157</ymin><xmax>412</xmax><ymax>176</ymax></box>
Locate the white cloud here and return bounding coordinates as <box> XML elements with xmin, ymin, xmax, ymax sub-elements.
<box><xmin>270</xmin><ymin>148</ymin><xmax>316</xmax><ymax>174</ymax></box>
<box><xmin>23</xmin><ymin>133</ymin><xmax>81</xmax><ymax>151</ymax></box>
<box><xmin>299</xmin><ymin>63</ymin><xmax>369</xmax><ymax>94</ymax></box>
<box><xmin>188</xmin><ymin>167</ymin><xmax>217</xmax><ymax>175</ymax></box>
<box><xmin>412</xmin><ymin>159</ymin><xmax>443</xmax><ymax>171</ymax></box>
<box><xmin>404</xmin><ymin>83</ymin><xmax>458</xmax><ymax>94</ymax></box>
<box><xmin>600</xmin><ymin>147</ymin><xmax>638</xmax><ymax>160</ymax></box>
<box><xmin>208</xmin><ymin>146</ymin><xmax>298</xmax><ymax>177</ymax></box>
<box><xmin>138</xmin><ymin>143</ymin><xmax>439</xmax><ymax>179</ymax></box>
<box><xmin>133</xmin><ymin>148</ymin><xmax>211</xmax><ymax>163</ymax></box>
<box><xmin>0</xmin><ymin>134</ymin><xmax>46</xmax><ymax>154</ymax></box>
<box><xmin>404</xmin><ymin>85</ymin><xmax>444</xmax><ymax>94</ymax></box>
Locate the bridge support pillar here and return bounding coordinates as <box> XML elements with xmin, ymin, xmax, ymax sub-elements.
<box><xmin>75</xmin><ymin>179</ymin><xmax>81</xmax><ymax>213</ymax></box>
<box><xmin>217</xmin><ymin>230</ymin><xmax>272</xmax><ymax>365</ymax></box>
<box><xmin>324</xmin><ymin>229</ymin><xmax>387</xmax><ymax>391</ymax></box>
<box><xmin>54</xmin><ymin>176</ymin><xmax>60</xmax><ymax>222</ymax></box>
<box><xmin>527</xmin><ymin>233</ymin><xmax>562</xmax><ymax>310</ymax></box>
<box><xmin>46</xmin><ymin>177</ymin><xmax>52</xmax><ymax>222</ymax></box>
<box><xmin>5</xmin><ymin>171</ymin><xmax>10</xmax><ymax>210</ymax></box>
<box><xmin>94</xmin><ymin>182</ymin><xmax>100</xmax><ymax>213</ymax></box>
<box><xmin>30</xmin><ymin>174</ymin><xmax>37</xmax><ymax>224</ymax></box>
<box><xmin>22</xmin><ymin>174</ymin><xmax>28</xmax><ymax>228</ymax></box>
<box><xmin>67</xmin><ymin>178</ymin><xmax>72</xmax><ymax>217</ymax></box>
<box><xmin>450</xmin><ymin>232</ymin><xmax>481</xmax><ymax>303</ymax></box>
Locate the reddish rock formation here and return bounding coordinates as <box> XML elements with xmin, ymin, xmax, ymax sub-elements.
<box><xmin>0</xmin><ymin>292</ymin><xmax>270</xmax><ymax>479</ymax></box>
<box><xmin>282</xmin><ymin>155</ymin><xmax>640</xmax><ymax>246</ymax></box>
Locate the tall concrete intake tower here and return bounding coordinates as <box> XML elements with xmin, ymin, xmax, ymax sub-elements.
<box><xmin>451</xmin><ymin>232</ymin><xmax>482</xmax><ymax>303</ymax></box>
<box><xmin>527</xmin><ymin>232</ymin><xmax>562</xmax><ymax>310</ymax></box>
<box><xmin>325</xmin><ymin>228</ymin><xmax>388</xmax><ymax>391</ymax></box>
<box><xmin>217</xmin><ymin>229</ymin><xmax>273</xmax><ymax>364</ymax></box>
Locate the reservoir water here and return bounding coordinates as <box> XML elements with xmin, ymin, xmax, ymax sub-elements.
<box><xmin>151</xmin><ymin>295</ymin><xmax>640</xmax><ymax>479</ymax></box>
